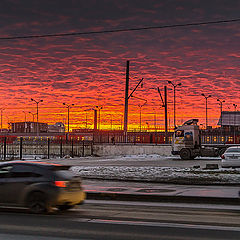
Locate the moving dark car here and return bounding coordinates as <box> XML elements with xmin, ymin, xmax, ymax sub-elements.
<box><xmin>0</xmin><ymin>161</ymin><xmax>86</xmax><ymax>213</ymax></box>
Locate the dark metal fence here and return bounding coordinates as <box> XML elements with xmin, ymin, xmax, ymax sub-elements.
<box><xmin>0</xmin><ymin>137</ymin><xmax>93</xmax><ymax>160</ymax></box>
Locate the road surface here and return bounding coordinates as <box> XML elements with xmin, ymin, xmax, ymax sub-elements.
<box><xmin>0</xmin><ymin>200</ymin><xmax>240</xmax><ymax>239</ymax></box>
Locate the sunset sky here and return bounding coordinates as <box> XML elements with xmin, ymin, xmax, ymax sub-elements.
<box><xmin>0</xmin><ymin>0</ymin><xmax>239</xmax><ymax>131</ymax></box>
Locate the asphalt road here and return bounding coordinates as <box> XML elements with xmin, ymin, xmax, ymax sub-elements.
<box><xmin>0</xmin><ymin>200</ymin><xmax>240</xmax><ymax>239</ymax></box>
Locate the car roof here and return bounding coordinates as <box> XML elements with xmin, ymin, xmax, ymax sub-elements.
<box><xmin>0</xmin><ymin>161</ymin><xmax>70</xmax><ymax>170</ymax></box>
<box><xmin>227</xmin><ymin>146</ymin><xmax>240</xmax><ymax>149</ymax></box>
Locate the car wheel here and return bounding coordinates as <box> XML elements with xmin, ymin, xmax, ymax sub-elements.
<box><xmin>27</xmin><ymin>192</ymin><xmax>51</xmax><ymax>214</ymax></box>
<box><xmin>57</xmin><ymin>205</ymin><xmax>75</xmax><ymax>211</ymax></box>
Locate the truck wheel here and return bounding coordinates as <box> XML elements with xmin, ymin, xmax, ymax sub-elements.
<box><xmin>180</xmin><ymin>148</ymin><xmax>191</xmax><ymax>160</ymax></box>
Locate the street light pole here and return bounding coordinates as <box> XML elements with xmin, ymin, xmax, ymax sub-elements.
<box><xmin>233</xmin><ymin>104</ymin><xmax>237</xmax><ymax>144</ymax></box>
<box><xmin>29</xmin><ymin>112</ymin><xmax>36</xmax><ymax>122</ymax></box>
<box><xmin>168</xmin><ymin>81</ymin><xmax>181</xmax><ymax>128</ymax></box>
<box><xmin>31</xmin><ymin>98</ymin><xmax>43</xmax><ymax>134</ymax></box>
<box><xmin>23</xmin><ymin>111</ymin><xmax>27</xmax><ymax>122</ymax></box>
<box><xmin>201</xmin><ymin>94</ymin><xmax>211</xmax><ymax>129</ymax></box>
<box><xmin>63</xmin><ymin>103</ymin><xmax>74</xmax><ymax>135</ymax></box>
<box><xmin>217</xmin><ymin>99</ymin><xmax>225</xmax><ymax>127</ymax></box>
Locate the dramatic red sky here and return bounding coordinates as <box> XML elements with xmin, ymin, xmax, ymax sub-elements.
<box><xmin>0</xmin><ymin>0</ymin><xmax>239</xmax><ymax>131</ymax></box>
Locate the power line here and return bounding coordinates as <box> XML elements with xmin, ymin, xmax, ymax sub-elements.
<box><xmin>1</xmin><ymin>18</ymin><xmax>240</xmax><ymax>41</ymax></box>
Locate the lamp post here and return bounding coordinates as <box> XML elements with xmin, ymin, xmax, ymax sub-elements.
<box><xmin>31</xmin><ymin>98</ymin><xmax>43</xmax><ymax>134</ymax></box>
<box><xmin>168</xmin><ymin>81</ymin><xmax>181</xmax><ymax>127</ymax></box>
<box><xmin>29</xmin><ymin>112</ymin><xmax>36</xmax><ymax>122</ymax></box>
<box><xmin>201</xmin><ymin>94</ymin><xmax>211</xmax><ymax>129</ymax></box>
<box><xmin>23</xmin><ymin>111</ymin><xmax>27</xmax><ymax>122</ymax></box>
<box><xmin>217</xmin><ymin>99</ymin><xmax>225</xmax><ymax>127</ymax></box>
<box><xmin>233</xmin><ymin>104</ymin><xmax>237</xmax><ymax>144</ymax></box>
<box><xmin>63</xmin><ymin>103</ymin><xmax>74</xmax><ymax>135</ymax></box>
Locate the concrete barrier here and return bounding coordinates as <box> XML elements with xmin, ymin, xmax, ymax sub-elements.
<box><xmin>93</xmin><ymin>144</ymin><xmax>172</xmax><ymax>156</ymax></box>
<box><xmin>0</xmin><ymin>142</ymin><xmax>172</xmax><ymax>159</ymax></box>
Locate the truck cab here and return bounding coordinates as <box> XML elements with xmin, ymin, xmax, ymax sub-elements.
<box><xmin>172</xmin><ymin>119</ymin><xmax>200</xmax><ymax>159</ymax></box>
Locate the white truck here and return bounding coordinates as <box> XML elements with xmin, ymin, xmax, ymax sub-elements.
<box><xmin>171</xmin><ymin>119</ymin><xmax>227</xmax><ymax>160</ymax></box>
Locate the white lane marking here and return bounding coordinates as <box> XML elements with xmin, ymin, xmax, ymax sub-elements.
<box><xmin>85</xmin><ymin>200</ymin><xmax>240</xmax><ymax>211</ymax></box>
<box><xmin>72</xmin><ymin>217</ymin><xmax>240</xmax><ymax>232</ymax></box>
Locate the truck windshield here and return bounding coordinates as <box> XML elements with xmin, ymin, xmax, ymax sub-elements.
<box><xmin>175</xmin><ymin>130</ymin><xmax>184</xmax><ymax>137</ymax></box>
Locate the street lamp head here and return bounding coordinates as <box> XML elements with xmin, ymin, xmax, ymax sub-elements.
<box><xmin>201</xmin><ymin>93</ymin><xmax>205</xmax><ymax>97</ymax></box>
<box><xmin>31</xmin><ymin>98</ymin><xmax>34</xmax><ymax>101</ymax></box>
<box><xmin>40</xmin><ymin>100</ymin><xmax>43</xmax><ymax>102</ymax></box>
<box><xmin>177</xmin><ymin>83</ymin><xmax>182</xmax><ymax>86</ymax></box>
<box><xmin>167</xmin><ymin>80</ymin><xmax>172</xmax><ymax>84</ymax></box>
<box><xmin>63</xmin><ymin>103</ymin><xmax>66</xmax><ymax>105</ymax></box>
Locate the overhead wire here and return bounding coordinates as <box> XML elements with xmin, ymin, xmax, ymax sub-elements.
<box><xmin>0</xmin><ymin>18</ymin><xmax>240</xmax><ymax>40</ymax></box>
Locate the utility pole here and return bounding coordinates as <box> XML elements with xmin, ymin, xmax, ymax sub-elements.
<box><xmin>123</xmin><ymin>61</ymin><xmax>144</xmax><ymax>140</ymax></box>
<box><xmin>168</xmin><ymin>81</ymin><xmax>181</xmax><ymax>127</ymax></box>
<box><xmin>63</xmin><ymin>103</ymin><xmax>74</xmax><ymax>138</ymax></box>
<box><xmin>93</xmin><ymin>109</ymin><xmax>98</xmax><ymax>132</ymax></box>
<box><xmin>95</xmin><ymin>106</ymin><xmax>102</xmax><ymax>130</ymax></box>
<box><xmin>157</xmin><ymin>86</ymin><xmax>168</xmax><ymax>143</ymax></box>
<box><xmin>201</xmin><ymin>94</ymin><xmax>211</xmax><ymax>129</ymax></box>
<box><xmin>164</xmin><ymin>86</ymin><xmax>168</xmax><ymax>143</ymax></box>
<box><xmin>124</xmin><ymin>60</ymin><xmax>129</xmax><ymax>140</ymax></box>
<box><xmin>1</xmin><ymin>108</ymin><xmax>4</xmax><ymax>132</ymax></box>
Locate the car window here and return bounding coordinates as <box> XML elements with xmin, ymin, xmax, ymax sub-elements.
<box><xmin>226</xmin><ymin>148</ymin><xmax>240</xmax><ymax>153</ymax></box>
<box><xmin>10</xmin><ymin>172</ymin><xmax>42</xmax><ymax>178</ymax></box>
<box><xmin>0</xmin><ymin>165</ymin><xmax>13</xmax><ymax>178</ymax></box>
<box><xmin>11</xmin><ymin>164</ymin><xmax>43</xmax><ymax>178</ymax></box>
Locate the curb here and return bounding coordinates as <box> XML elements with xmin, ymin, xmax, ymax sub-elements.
<box><xmin>86</xmin><ymin>192</ymin><xmax>240</xmax><ymax>205</ymax></box>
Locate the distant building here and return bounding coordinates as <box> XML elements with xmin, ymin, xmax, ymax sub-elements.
<box><xmin>11</xmin><ymin>122</ymin><xmax>48</xmax><ymax>133</ymax></box>
<box><xmin>218</xmin><ymin>111</ymin><xmax>240</xmax><ymax>131</ymax></box>
<box><xmin>0</xmin><ymin>129</ymin><xmax>9</xmax><ymax>133</ymax></box>
<box><xmin>48</xmin><ymin>122</ymin><xmax>65</xmax><ymax>133</ymax></box>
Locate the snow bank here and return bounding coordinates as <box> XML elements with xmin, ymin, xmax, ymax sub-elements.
<box><xmin>70</xmin><ymin>166</ymin><xmax>240</xmax><ymax>185</ymax></box>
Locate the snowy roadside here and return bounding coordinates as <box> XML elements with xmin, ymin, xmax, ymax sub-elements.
<box><xmin>70</xmin><ymin>165</ymin><xmax>240</xmax><ymax>185</ymax></box>
<box><xmin>27</xmin><ymin>154</ymin><xmax>240</xmax><ymax>185</ymax></box>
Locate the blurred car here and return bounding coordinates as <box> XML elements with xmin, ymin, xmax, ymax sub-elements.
<box><xmin>221</xmin><ymin>146</ymin><xmax>240</xmax><ymax>168</ymax></box>
<box><xmin>0</xmin><ymin>161</ymin><xmax>86</xmax><ymax>213</ymax></box>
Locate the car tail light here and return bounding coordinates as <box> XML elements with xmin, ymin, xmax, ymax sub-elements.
<box><xmin>55</xmin><ymin>181</ymin><xmax>67</xmax><ymax>188</ymax></box>
<box><xmin>221</xmin><ymin>154</ymin><xmax>225</xmax><ymax>159</ymax></box>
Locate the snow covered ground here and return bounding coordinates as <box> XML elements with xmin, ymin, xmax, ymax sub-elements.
<box><xmin>66</xmin><ymin>154</ymin><xmax>240</xmax><ymax>185</ymax></box>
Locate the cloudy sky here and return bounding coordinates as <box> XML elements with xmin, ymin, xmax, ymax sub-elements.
<box><xmin>0</xmin><ymin>0</ymin><xmax>239</xmax><ymax>130</ymax></box>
